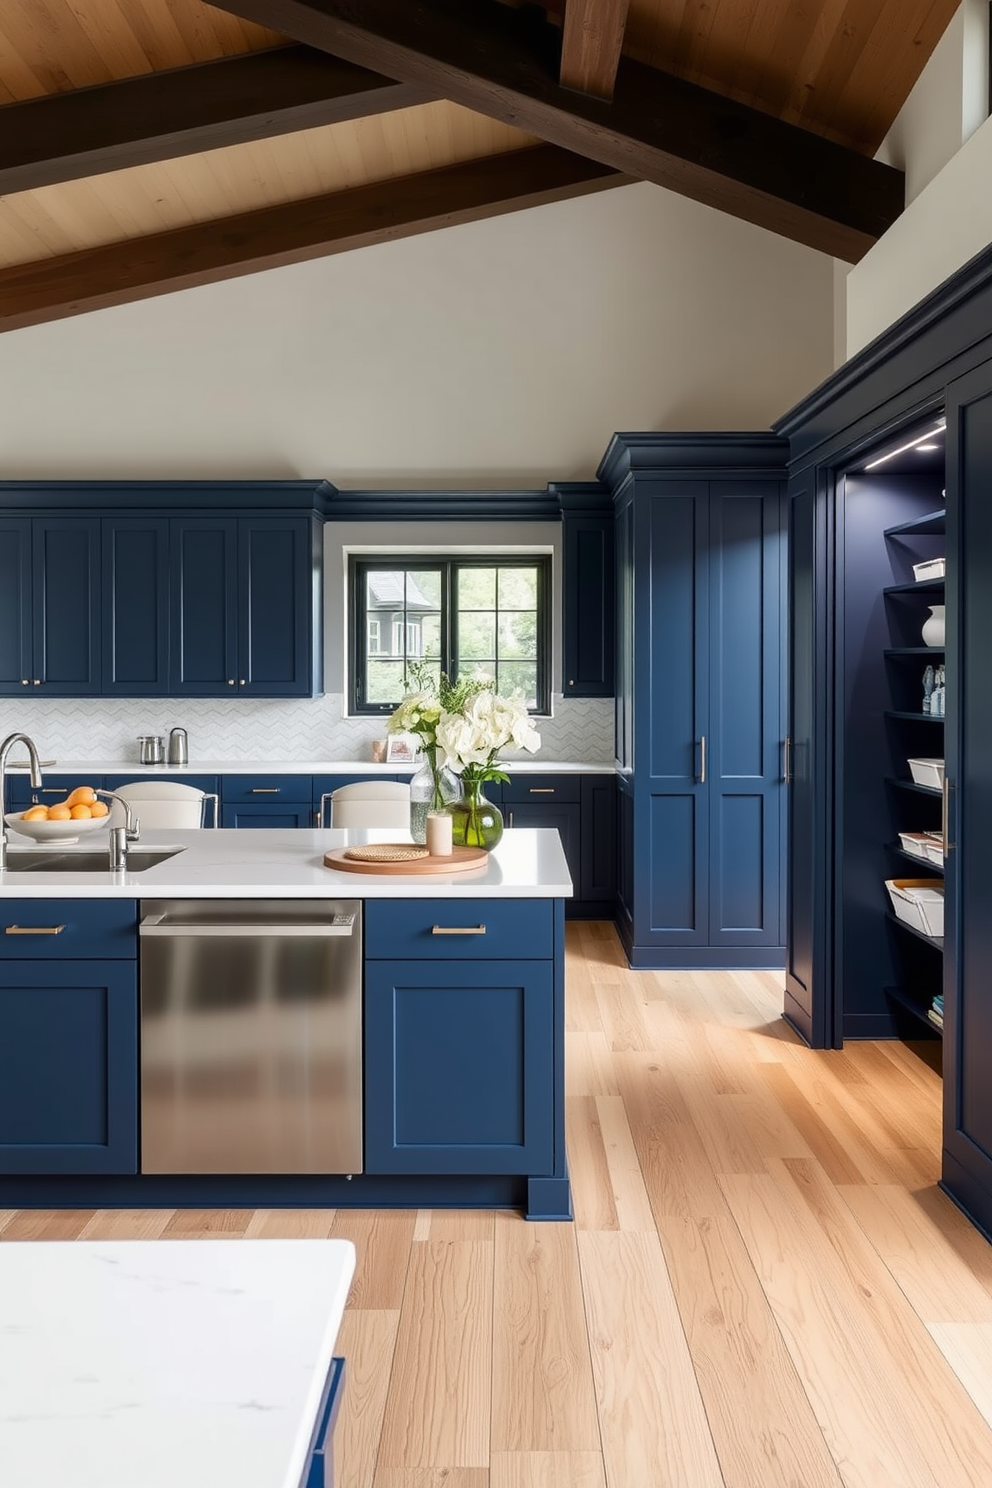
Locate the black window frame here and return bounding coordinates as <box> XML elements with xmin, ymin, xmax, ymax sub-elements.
<box><xmin>349</xmin><ymin>553</ymin><xmax>552</xmax><ymax>716</ymax></box>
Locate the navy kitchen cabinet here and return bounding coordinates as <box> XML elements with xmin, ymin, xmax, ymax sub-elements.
<box><xmin>579</xmin><ymin>773</ymin><xmax>617</xmax><ymax>911</ymax></box>
<box><xmin>220</xmin><ymin>773</ymin><xmax>314</xmax><ymax>829</ymax></box>
<box><xmin>0</xmin><ymin>899</ymin><xmax>138</xmax><ymax>1175</ymax></box>
<box><xmin>170</xmin><ymin>514</ymin><xmax>320</xmax><ymax>697</ymax></box>
<box><xmin>102</xmin><ymin>518</ymin><xmax>171</xmax><ymax>696</ymax></box>
<box><xmin>0</xmin><ymin>516</ymin><xmax>101</xmax><ymax>695</ymax></box>
<box><xmin>364</xmin><ymin>898</ymin><xmax>557</xmax><ymax>1179</ymax></box>
<box><xmin>558</xmin><ymin>487</ymin><xmax>615</xmax><ymax>698</ymax></box>
<box><xmin>600</xmin><ymin>435</ymin><xmax>787</xmax><ymax>969</ymax></box>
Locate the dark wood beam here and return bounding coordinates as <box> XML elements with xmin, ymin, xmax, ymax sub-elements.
<box><xmin>0</xmin><ymin>45</ymin><xmax>433</xmax><ymax>195</ymax></box>
<box><xmin>0</xmin><ymin>146</ymin><xmax>628</xmax><ymax>332</ymax></box>
<box><xmin>212</xmin><ymin>0</ymin><xmax>904</xmax><ymax>260</ymax></box>
<box><xmin>560</xmin><ymin>0</ymin><xmax>629</xmax><ymax>101</ymax></box>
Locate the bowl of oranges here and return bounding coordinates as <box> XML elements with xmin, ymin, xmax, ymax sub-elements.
<box><xmin>4</xmin><ymin>786</ymin><xmax>112</xmax><ymax>844</ymax></box>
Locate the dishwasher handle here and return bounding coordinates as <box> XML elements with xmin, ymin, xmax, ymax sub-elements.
<box><xmin>140</xmin><ymin>914</ymin><xmax>356</xmax><ymax>937</ymax></box>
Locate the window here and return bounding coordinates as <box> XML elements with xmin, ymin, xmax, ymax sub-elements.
<box><xmin>350</xmin><ymin>555</ymin><xmax>551</xmax><ymax>715</ymax></box>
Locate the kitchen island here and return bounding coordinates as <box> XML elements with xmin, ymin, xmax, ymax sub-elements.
<box><xmin>0</xmin><ymin>827</ymin><xmax>572</xmax><ymax>1219</ymax></box>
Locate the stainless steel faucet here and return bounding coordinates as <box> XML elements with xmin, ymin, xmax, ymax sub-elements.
<box><xmin>0</xmin><ymin>732</ymin><xmax>43</xmax><ymax>871</ymax></box>
<box><xmin>95</xmin><ymin>790</ymin><xmax>140</xmax><ymax>842</ymax></box>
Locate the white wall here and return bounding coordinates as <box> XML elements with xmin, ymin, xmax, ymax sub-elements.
<box><xmin>847</xmin><ymin>0</ymin><xmax>991</xmax><ymax>356</ymax></box>
<box><xmin>0</xmin><ymin>181</ymin><xmax>834</xmax><ymax>486</ymax></box>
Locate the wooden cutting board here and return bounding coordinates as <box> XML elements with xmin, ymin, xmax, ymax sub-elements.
<box><xmin>323</xmin><ymin>845</ymin><xmax>489</xmax><ymax>875</ymax></box>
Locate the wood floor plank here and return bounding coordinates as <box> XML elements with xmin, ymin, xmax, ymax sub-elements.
<box><xmin>657</xmin><ymin>1212</ymin><xmax>845</xmax><ymax>1488</ymax></box>
<box><xmin>376</xmin><ymin>1241</ymin><xmax>493</xmax><ymax>1469</ymax></box>
<box><xmin>757</xmin><ymin>1061</ymin><xmax>869</xmax><ymax>1186</ymax></box>
<box><xmin>927</xmin><ymin>1323</ymin><xmax>992</xmax><ymax>1432</ymax></box>
<box><xmin>374</xmin><ymin>1471</ymin><xmax>489</xmax><ymax>1487</ymax></box>
<box><xmin>331</xmin><ymin>1210</ymin><xmax>417</xmax><ymax>1310</ymax></box>
<box><xmin>565</xmin><ymin>1030</ymin><xmax>619</xmax><ymax>1096</ymax></box>
<box><xmin>77</xmin><ymin>1209</ymin><xmax>176</xmax><ymax>1240</ymax></box>
<box><xmin>160</xmin><ymin>1208</ymin><xmax>252</xmax><ymax>1237</ymax></box>
<box><xmin>0</xmin><ymin>1210</ymin><xmax>96</xmax><ymax>1239</ymax></box>
<box><xmin>490</xmin><ymin>1452</ymin><xmax>606</xmax><ymax>1487</ymax></box>
<box><xmin>722</xmin><ymin>1157</ymin><xmax>992</xmax><ymax>1488</ymax></box>
<box><xmin>243</xmin><ymin>1208</ymin><xmax>337</xmax><ymax>1238</ymax></box>
<box><xmin>335</xmin><ymin>1308</ymin><xmax>400</xmax><ymax>1488</ymax></box>
<box><xmin>577</xmin><ymin>1230</ymin><xmax>725</xmax><ymax>1488</ymax></box>
<box><xmin>566</xmin><ymin>1095</ymin><xmax>620</xmax><ymax>1232</ymax></box>
<box><xmin>593</xmin><ymin>977</ymin><xmax>651</xmax><ymax>1051</ymax></box>
<box><xmin>614</xmin><ymin>1051</ymin><xmax>733</xmax><ymax>1222</ymax></box>
<box><xmin>593</xmin><ymin>1094</ymin><xmax>656</xmax><ymax>1231</ymax></box>
<box><xmin>424</xmin><ymin>1210</ymin><xmax>496</xmax><ymax>1242</ymax></box>
<box><xmin>492</xmin><ymin>1217</ymin><xmax>599</xmax><ymax>1452</ymax></box>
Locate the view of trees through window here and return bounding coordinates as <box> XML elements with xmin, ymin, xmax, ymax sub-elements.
<box><xmin>351</xmin><ymin>557</ymin><xmax>548</xmax><ymax>714</ymax></box>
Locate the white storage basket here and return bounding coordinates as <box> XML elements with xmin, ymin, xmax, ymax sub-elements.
<box><xmin>885</xmin><ymin>878</ymin><xmax>945</xmax><ymax>938</ymax></box>
<box><xmin>913</xmin><ymin>557</ymin><xmax>946</xmax><ymax>582</ymax></box>
<box><xmin>908</xmin><ymin>757</ymin><xmax>945</xmax><ymax>789</ymax></box>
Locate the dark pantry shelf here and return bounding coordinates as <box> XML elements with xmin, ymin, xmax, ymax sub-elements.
<box><xmin>885</xmin><ymin>984</ymin><xmax>942</xmax><ymax>1035</ymax></box>
<box><xmin>884</xmin><ymin>580</ymin><xmax>945</xmax><ymax>596</ymax></box>
<box><xmin>885</xmin><ymin>647</ymin><xmax>946</xmax><ymax>656</ymax></box>
<box><xmin>885</xmin><ymin>710</ymin><xmax>945</xmax><ymax>721</ymax></box>
<box><xmin>886</xmin><ymin>911</ymin><xmax>943</xmax><ymax>952</ymax></box>
<box><xmin>887</xmin><ymin>841</ymin><xmax>945</xmax><ymax>874</ymax></box>
<box><xmin>884</xmin><ymin>511</ymin><xmax>946</xmax><ymax>537</ymax></box>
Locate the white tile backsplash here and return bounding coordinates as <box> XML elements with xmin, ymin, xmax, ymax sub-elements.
<box><xmin>1</xmin><ymin>694</ymin><xmax>614</xmax><ymax>766</ymax></box>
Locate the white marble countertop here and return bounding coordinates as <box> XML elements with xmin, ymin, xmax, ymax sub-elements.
<box><xmin>5</xmin><ymin>758</ymin><xmax>614</xmax><ymax>775</ymax></box>
<box><xmin>0</xmin><ymin>826</ymin><xmax>573</xmax><ymax>898</ymax></box>
<box><xmin>0</xmin><ymin>1238</ymin><xmax>356</xmax><ymax>1488</ymax></box>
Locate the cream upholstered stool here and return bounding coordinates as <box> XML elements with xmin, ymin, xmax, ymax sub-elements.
<box><xmin>107</xmin><ymin>780</ymin><xmax>218</xmax><ymax>830</ymax></box>
<box><xmin>324</xmin><ymin>780</ymin><xmax>410</xmax><ymax>829</ymax></box>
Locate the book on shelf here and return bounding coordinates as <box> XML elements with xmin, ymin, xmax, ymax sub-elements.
<box><xmin>928</xmin><ymin>1007</ymin><xmax>944</xmax><ymax>1030</ymax></box>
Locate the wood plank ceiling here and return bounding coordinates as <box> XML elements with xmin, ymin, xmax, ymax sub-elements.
<box><xmin>0</xmin><ymin>0</ymin><xmax>961</xmax><ymax>331</ymax></box>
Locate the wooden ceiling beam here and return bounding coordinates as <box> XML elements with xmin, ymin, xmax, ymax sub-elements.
<box><xmin>0</xmin><ymin>45</ymin><xmax>434</xmax><ymax>195</ymax></box>
<box><xmin>0</xmin><ymin>146</ymin><xmax>628</xmax><ymax>333</ymax></box>
<box><xmin>560</xmin><ymin>0</ymin><xmax>630</xmax><ymax>101</ymax></box>
<box><xmin>212</xmin><ymin>0</ymin><xmax>904</xmax><ymax>260</ymax></box>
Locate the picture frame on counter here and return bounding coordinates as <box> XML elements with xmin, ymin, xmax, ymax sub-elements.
<box><xmin>385</xmin><ymin>734</ymin><xmax>417</xmax><ymax>763</ymax></box>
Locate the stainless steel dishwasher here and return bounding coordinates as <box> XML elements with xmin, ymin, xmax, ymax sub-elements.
<box><xmin>139</xmin><ymin>900</ymin><xmax>362</xmax><ymax>1175</ymax></box>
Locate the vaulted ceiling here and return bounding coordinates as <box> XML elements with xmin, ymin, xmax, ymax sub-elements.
<box><xmin>0</xmin><ymin>0</ymin><xmax>960</xmax><ymax>332</ymax></box>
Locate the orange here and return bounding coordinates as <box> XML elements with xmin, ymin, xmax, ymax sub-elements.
<box><xmin>47</xmin><ymin>804</ymin><xmax>72</xmax><ymax>820</ymax></box>
<box><xmin>69</xmin><ymin>804</ymin><xmax>92</xmax><ymax>819</ymax></box>
<box><xmin>21</xmin><ymin>805</ymin><xmax>49</xmax><ymax>821</ymax></box>
<box><xmin>89</xmin><ymin>800</ymin><xmax>109</xmax><ymax>818</ymax></box>
<box><xmin>67</xmin><ymin>786</ymin><xmax>97</xmax><ymax>807</ymax></box>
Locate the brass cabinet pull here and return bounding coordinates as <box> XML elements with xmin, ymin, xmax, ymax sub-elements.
<box><xmin>250</xmin><ymin>788</ymin><xmax>281</xmax><ymax>793</ymax></box>
<box><xmin>783</xmin><ymin>736</ymin><xmax>792</xmax><ymax>784</ymax></box>
<box><xmin>508</xmin><ymin>811</ymin><xmax>514</xmax><ymax>828</ymax></box>
<box><xmin>529</xmin><ymin>788</ymin><xmax>555</xmax><ymax>794</ymax></box>
<box><xmin>432</xmin><ymin>925</ymin><xmax>487</xmax><ymax>935</ymax></box>
<box><xmin>943</xmin><ymin>777</ymin><xmax>953</xmax><ymax>855</ymax></box>
<box><xmin>5</xmin><ymin>924</ymin><xmax>65</xmax><ymax>935</ymax></box>
<box><xmin>698</xmin><ymin>736</ymin><xmax>707</xmax><ymax>784</ymax></box>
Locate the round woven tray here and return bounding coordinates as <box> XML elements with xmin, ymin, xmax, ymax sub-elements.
<box><xmin>323</xmin><ymin>845</ymin><xmax>489</xmax><ymax>876</ymax></box>
<box><xmin>344</xmin><ymin>843</ymin><xmax>429</xmax><ymax>863</ymax></box>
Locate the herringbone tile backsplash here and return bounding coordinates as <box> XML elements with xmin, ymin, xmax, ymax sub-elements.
<box><xmin>1</xmin><ymin>694</ymin><xmax>614</xmax><ymax>766</ymax></box>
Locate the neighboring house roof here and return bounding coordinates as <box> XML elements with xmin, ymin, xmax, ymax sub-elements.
<box><xmin>367</xmin><ymin>571</ymin><xmax>435</xmax><ymax>611</ymax></box>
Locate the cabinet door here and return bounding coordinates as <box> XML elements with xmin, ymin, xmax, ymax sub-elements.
<box><xmin>505</xmin><ymin>800</ymin><xmax>580</xmax><ymax>897</ymax></box>
<box><xmin>784</xmin><ymin>482</ymin><xmax>821</xmax><ymax>1042</ymax></box>
<box><xmin>0</xmin><ymin>961</ymin><xmax>137</xmax><ymax>1174</ymax></box>
<box><xmin>365</xmin><ymin>960</ymin><xmax>554</xmax><ymax>1174</ymax></box>
<box><xmin>32</xmin><ymin>517</ymin><xmax>101</xmax><ymax>693</ymax></box>
<box><xmin>943</xmin><ymin>362</ymin><xmax>992</xmax><ymax>1226</ymax></box>
<box><xmin>0</xmin><ymin>517</ymin><xmax>32</xmax><ymax>694</ymax></box>
<box><xmin>635</xmin><ymin>484</ymin><xmax>709</xmax><ymax>948</ymax></box>
<box><xmin>238</xmin><ymin>515</ymin><xmax>316</xmax><ymax>696</ymax></box>
<box><xmin>580</xmin><ymin>774</ymin><xmax>616</xmax><ymax>905</ymax></box>
<box><xmin>562</xmin><ymin>511</ymin><xmax>614</xmax><ymax>696</ymax></box>
<box><xmin>707</xmin><ymin>483</ymin><xmax>785</xmax><ymax>951</ymax></box>
<box><xmin>102</xmin><ymin>517</ymin><xmax>170</xmax><ymax>695</ymax></box>
<box><xmin>221</xmin><ymin>803</ymin><xmax>313</xmax><ymax>829</ymax></box>
<box><xmin>170</xmin><ymin>516</ymin><xmax>239</xmax><ymax>694</ymax></box>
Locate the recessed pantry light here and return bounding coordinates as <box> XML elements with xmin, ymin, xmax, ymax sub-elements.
<box><xmin>863</xmin><ymin>419</ymin><xmax>946</xmax><ymax>470</ymax></box>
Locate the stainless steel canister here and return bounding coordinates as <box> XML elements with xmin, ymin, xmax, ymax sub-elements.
<box><xmin>137</xmin><ymin>735</ymin><xmax>165</xmax><ymax>764</ymax></box>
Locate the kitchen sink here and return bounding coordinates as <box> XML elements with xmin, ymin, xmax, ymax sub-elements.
<box><xmin>3</xmin><ymin>849</ymin><xmax>184</xmax><ymax>873</ymax></box>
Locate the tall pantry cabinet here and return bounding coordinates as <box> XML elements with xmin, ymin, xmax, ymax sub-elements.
<box><xmin>773</xmin><ymin>243</ymin><xmax>992</xmax><ymax>1241</ymax></box>
<box><xmin>599</xmin><ymin>434</ymin><xmax>788</xmax><ymax>969</ymax></box>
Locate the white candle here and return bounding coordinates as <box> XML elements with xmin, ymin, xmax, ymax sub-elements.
<box><xmin>426</xmin><ymin>812</ymin><xmax>453</xmax><ymax>856</ymax></box>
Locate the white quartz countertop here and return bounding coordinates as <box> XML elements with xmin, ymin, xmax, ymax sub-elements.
<box><xmin>5</xmin><ymin>758</ymin><xmax>614</xmax><ymax>775</ymax></box>
<box><xmin>0</xmin><ymin>1238</ymin><xmax>356</xmax><ymax>1488</ymax></box>
<box><xmin>0</xmin><ymin>826</ymin><xmax>573</xmax><ymax>898</ymax></box>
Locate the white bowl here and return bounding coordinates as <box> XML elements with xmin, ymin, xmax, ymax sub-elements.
<box><xmin>4</xmin><ymin>810</ymin><xmax>112</xmax><ymax>845</ymax></box>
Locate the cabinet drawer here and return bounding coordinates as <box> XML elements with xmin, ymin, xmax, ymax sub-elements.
<box><xmin>365</xmin><ymin>899</ymin><xmax>553</xmax><ymax>960</ymax></box>
<box><xmin>0</xmin><ymin>899</ymin><xmax>137</xmax><ymax>960</ymax></box>
<box><xmin>220</xmin><ymin>774</ymin><xmax>313</xmax><ymax>804</ymax></box>
<box><xmin>502</xmin><ymin>774</ymin><xmax>580</xmax><ymax>804</ymax></box>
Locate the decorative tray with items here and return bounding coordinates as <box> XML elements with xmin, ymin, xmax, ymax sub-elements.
<box><xmin>323</xmin><ymin>844</ymin><xmax>488</xmax><ymax>875</ymax></box>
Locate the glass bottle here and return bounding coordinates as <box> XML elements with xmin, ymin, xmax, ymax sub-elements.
<box><xmin>450</xmin><ymin>776</ymin><xmax>504</xmax><ymax>851</ymax></box>
<box><xmin>409</xmin><ymin>747</ymin><xmax>460</xmax><ymax>844</ymax></box>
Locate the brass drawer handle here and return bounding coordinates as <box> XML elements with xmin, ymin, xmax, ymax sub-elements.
<box><xmin>529</xmin><ymin>787</ymin><xmax>555</xmax><ymax>794</ymax></box>
<box><xmin>5</xmin><ymin>924</ymin><xmax>66</xmax><ymax>935</ymax></box>
<box><xmin>432</xmin><ymin>925</ymin><xmax>486</xmax><ymax>935</ymax></box>
<box><xmin>250</xmin><ymin>788</ymin><xmax>281</xmax><ymax>793</ymax></box>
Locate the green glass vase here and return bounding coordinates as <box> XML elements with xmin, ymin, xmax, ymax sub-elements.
<box><xmin>451</xmin><ymin>777</ymin><xmax>504</xmax><ymax>851</ymax></box>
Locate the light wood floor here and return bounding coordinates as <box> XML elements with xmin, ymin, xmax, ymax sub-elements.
<box><xmin>5</xmin><ymin>920</ymin><xmax>992</xmax><ymax>1487</ymax></box>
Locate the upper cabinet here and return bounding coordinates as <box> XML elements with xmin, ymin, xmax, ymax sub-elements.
<box><xmin>558</xmin><ymin>487</ymin><xmax>615</xmax><ymax>698</ymax></box>
<box><xmin>0</xmin><ymin>483</ymin><xmax>329</xmax><ymax>698</ymax></box>
<box><xmin>0</xmin><ymin>515</ymin><xmax>101</xmax><ymax>695</ymax></box>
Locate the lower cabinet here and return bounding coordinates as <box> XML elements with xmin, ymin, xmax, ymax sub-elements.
<box><xmin>363</xmin><ymin>898</ymin><xmax>556</xmax><ymax>1176</ymax></box>
<box><xmin>0</xmin><ymin>899</ymin><xmax>138</xmax><ymax>1175</ymax></box>
<box><xmin>220</xmin><ymin>803</ymin><xmax>314</xmax><ymax>828</ymax></box>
